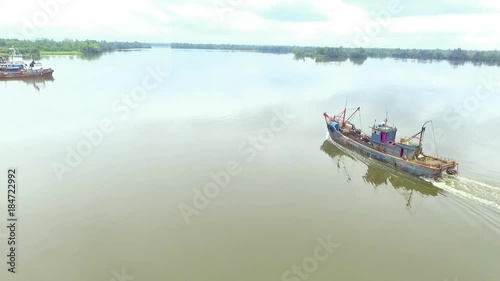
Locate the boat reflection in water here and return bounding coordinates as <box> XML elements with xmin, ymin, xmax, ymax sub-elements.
<box><xmin>1</xmin><ymin>76</ymin><xmax>55</xmax><ymax>91</ymax></box>
<box><xmin>320</xmin><ymin>138</ymin><xmax>442</xmax><ymax>212</ymax></box>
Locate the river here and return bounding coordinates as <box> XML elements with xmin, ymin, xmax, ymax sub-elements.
<box><xmin>0</xmin><ymin>47</ymin><xmax>499</xmax><ymax>281</ymax></box>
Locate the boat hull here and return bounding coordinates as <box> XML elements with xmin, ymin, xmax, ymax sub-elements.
<box><xmin>0</xmin><ymin>68</ymin><xmax>54</xmax><ymax>80</ymax></box>
<box><xmin>327</xmin><ymin>125</ymin><xmax>444</xmax><ymax>178</ymax></box>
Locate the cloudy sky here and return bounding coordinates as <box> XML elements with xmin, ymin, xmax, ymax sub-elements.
<box><xmin>2</xmin><ymin>0</ymin><xmax>500</xmax><ymax>49</ymax></box>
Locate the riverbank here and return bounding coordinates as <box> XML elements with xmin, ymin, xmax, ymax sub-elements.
<box><xmin>40</xmin><ymin>51</ymin><xmax>82</xmax><ymax>55</ymax></box>
<box><xmin>0</xmin><ymin>38</ymin><xmax>151</xmax><ymax>59</ymax></box>
<box><xmin>1</xmin><ymin>51</ymin><xmax>80</xmax><ymax>57</ymax></box>
<box><xmin>171</xmin><ymin>43</ymin><xmax>500</xmax><ymax>66</ymax></box>
<box><xmin>1</xmin><ymin>51</ymin><xmax>101</xmax><ymax>60</ymax></box>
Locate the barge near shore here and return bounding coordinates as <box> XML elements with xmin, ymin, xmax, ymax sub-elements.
<box><xmin>323</xmin><ymin>106</ymin><xmax>458</xmax><ymax>179</ymax></box>
<box><xmin>0</xmin><ymin>68</ymin><xmax>54</xmax><ymax>79</ymax></box>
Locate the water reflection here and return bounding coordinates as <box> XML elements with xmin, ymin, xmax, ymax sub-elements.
<box><xmin>23</xmin><ymin>77</ymin><xmax>55</xmax><ymax>91</ymax></box>
<box><xmin>42</xmin><ymin>53</ymin><xmax>103</xmax><ymax>61</ymax></box>
<box><xmin>320</xmin><ymin>139</ymin><xmax>440</xmax><ymax>211</ymax></box>
<box><xmin>349</xmin><ymin>57</ymin><xmax>368</xmax><ymax>65</ymax></box>
<box><xmin>1</xmin><ymin>76</ymin><xmax>54</xmax><ymax>91</ymax></box>
<box><xmin>292</xmin><ymin>55</ymin><xmax>368</xmax><ymax>65</ymax></box>
<box><xmin>448</xmin><ymin>60</ymin><xmax>466</xmax><ymax>67</ymax></box>
<box><xmin>79</xmin><ymin>53</ymin><xmax>103</xmax><ymax>61</ymax></box>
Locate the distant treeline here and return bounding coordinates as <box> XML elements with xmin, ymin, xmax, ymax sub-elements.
<box><xmin>171</xmin><ymin>43</ymin><xmax>500</xmax><ymax>66</ymax></box>
<box><xmin>295</xmin><ymin>47</ymin><xmax>500</xmax><ymax>65</ymax></box>
<box><xmin>293</xmin><ymin>47</ymin><xmax>367</xmax><ymax>63</ymax></box>
<box><xmin>171</xmin><ymin>43</ymin><xmax>294</xmax><ymax>54</ymax></box>
<box><xmin>0</xmin><ymin>38</ymin><xmax>151</xmax><ymax>58</ymax></box>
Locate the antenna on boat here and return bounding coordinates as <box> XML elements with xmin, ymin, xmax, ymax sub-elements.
<box><xmin>342</xmin><ymin>98</ymin><xmax>347</xmax><ymax>128</ymax></box>
<box><xmin>384</xmin><ymin>104</ymin><xmax>388</xmax><ymax>126</ymax></box>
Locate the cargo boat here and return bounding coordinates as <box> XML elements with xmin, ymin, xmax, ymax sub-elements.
<box><xmin>0</xmin><ymin>60</ymin><xmax>53</xmax><ymax>80</ymax></box>
<box><xmin>323</xmin><ymin>105</ymin><xmax>458</xmax><ymax>179</ymax></box>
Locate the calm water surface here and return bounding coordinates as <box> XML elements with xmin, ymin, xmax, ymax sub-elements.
<box><xmin>0</xmin><ymin>48</ymin><xmax>499</xmax><ymax>281</ymax></box>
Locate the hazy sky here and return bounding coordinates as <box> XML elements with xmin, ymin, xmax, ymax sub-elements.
<box><xmin>2</xmin><ymin>0</ymin><xmax>499</xmax><ymax>49</ymax></box>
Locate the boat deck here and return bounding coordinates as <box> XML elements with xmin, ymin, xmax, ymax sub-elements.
<box><xmin>339</xmin><ymin>129</ymin><xmax>456</xmax><ymax>169</ymax></box>
<box><xmin>421</xmin><ymin>158</ymin><xmax>444</xmax><ymax>166</ymax></box>
<box><xmin>415</xmin><ymin>156</ymin><xmax>456</xmax><ymax>168</ymax></box>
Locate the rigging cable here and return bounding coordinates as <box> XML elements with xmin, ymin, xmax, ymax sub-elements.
<box><xmin>359</xmin><ymin>109</ymin><xmax>363</xmax><ymax>134</ymax></box>
<box><xmin>430</xmin><ymin>121</ymin><xmax>439</xmax><ymax>157</ymax></box>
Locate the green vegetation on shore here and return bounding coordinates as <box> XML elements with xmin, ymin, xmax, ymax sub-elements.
<box><xmin>296</xmin><ymin>47</ymin><xmax>500</xmax><ymax>66</ymax></box>
<box><xmin>171</xmin><ymin>43</ymin><xmax>500</xmax><ymax>66</ymax></box>
<box><xmin>40</xmin><ymin>51</ymin><xmax>82</xmax><ymax>55</ymax></box>
<box><xmin>0</xmin><ymin>38</ymin><xmax>151</xmax><ymax>59</ymax></box>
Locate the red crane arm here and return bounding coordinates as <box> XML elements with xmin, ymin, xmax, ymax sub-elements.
<box><xmin>345</xmin><ymin>107</ymin><xmax>360</xmax><ymax>123</ymax></box>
